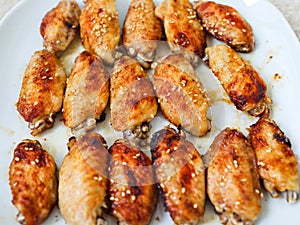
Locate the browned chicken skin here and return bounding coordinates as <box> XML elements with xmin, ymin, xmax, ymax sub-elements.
<box><xmin>249</xmin><ymin>118</ymin><xmax>299</xmax><ymax>203</ymax></box>
<box><xmin>108</xmin><ymin>140</ymin><xmax>157</xmax><ymax>225</ymax></box>
<box><xmin>80</xmin><ymin>0</ymin><xmax>121</xmax><ymax>65</ymax></box>
<box><xmin>205</xmin><ymin>44</ymin><xmax>271</xmax><ymax>116</ymax></box>
<box><xmin>155</xmin><ymin>0</ymin><xmax>206</xmax><ymax>65</ymax></box>
<box><xmin>150</xmin><ymin>127</ymin><xmax>206</xmax><ymax>225</ymax></box>
<box><xmin>16</xmin><ymin>49</ymin><xmax>67</xmax><ymax>136</ymax></box>
<box><xmin>59</xmin><ymin>132</ymin><xmax>109</xmax><ymax>225</ymax></box>
<box><xmin>40</xmin><ymin>0</ymin><xmax>80</xmax><ymax>56</ymax></box>
<box><xmin>9</xmin><ymin>139</ymin><xmax>57</xmax><ymax>225</ymax></box>
<box><xmin>63</xmin><ymin>51</ymin><xmax>110</xmax><ymax>134</ymax></box>
<box><xmin>110</xmin><ymin>56</ymin><xmax>158</xmax><ymax>139</ymax></box>
<box><xmin>204</xmin><ymin>128</ymin><xmax>261</xmax><ymax>225</ymax></box>
<box><xmin>196</xmin><ymin>1</ymin><xmax>254</xmax><ymax>52</ymax></box>
<box><xmin>153</xmin><ymin>54</ymin><xmax>211</xmax><ymax>137</ymax></box>
<box><xmin>123</xmin><ymin>0</ymin><xmax>162</xmax><ymax>66</ymax></box>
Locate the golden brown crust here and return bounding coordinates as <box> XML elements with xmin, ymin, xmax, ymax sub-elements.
<box><xmin>249</xmin><ymin>118</ymin><xmax>299</xmax><ymax>202</ymax></box>
<box><xmin>40</xmin><ymin>0</ymin><xmax>80</xmax><ymax>55</ymax></box>
<box><xmin>63</xmin><ymin>51</ymin><xmax>109</xmax><ymax>132</ymax></box>
<box><xmin>123</xmin><ymin>0</ymin><xmax>162</xmax><ymax>63</ymax></box>
<box><xmin>16</xmin><ymin>49</ymin><xmax>67</xmax><ymax>135</ymax></box>
<box><xmin>204</xmin><ymin>128</ymin><xmax>261</xmax><ymax>224</ymax></box>
<box><xmin>108</xmin><ymin>140</ymin><xmax>157</xmax><ymax>225</ymax></box>
<box><xmin>155</xmin><ymin>0</ymin><xmax>206</xmax><ymax>65</ymax></box>
<box><xmin>153</xmin><ymin>54</ymin><xmax>210</xmax><ymax>137</ymax></box>
<box><xmin>110</xmin><ymin>56</ymin><xmax>158</xmax><ymax>131</ymax></box>
<box><xmin>59</xmin><ymin>132</ymin><xmax>109</xmax><ymax>225</ymax></box>
<box><xmin>80</xmin><ymin>0</ymin><xmax>120</xmax><ymax>65</ymax></box>
<box><xmin>150</xmin><ymin>127</ymin><xmax>205</xmax><ymax>225</ymax></box>
<box><xmin>196</xmin><ymin>1</ymin><xmax>254</xmax><ymax>52</ymax></box>
<box><xmin>9</xmin><ymin>140</ymin><xmax>57</xmax><ymax>225</ymax></box>
<box><xmin>205</xmin><ymin>44</ymin><xmax>271</xmax><ymax>116</ymax></box>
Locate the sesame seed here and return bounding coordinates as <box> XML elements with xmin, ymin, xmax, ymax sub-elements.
<box><xmin>181</xmin><ymin>187</ymin><xmax>186</xmax><ymax>193</ymax></box>
<box><xmin>235</xmin><ymin>201</ymin><xmax>240</xmax><ymax>205</ymax></box>
<box><xmin>255</xmin><ymin>189</ymin><xmax>260</xmax><ymax>194</ymax></box>
<box><xmin>14</xmin><ymin>157</ymin><xmax>20</xmax><ymax>161</ymax></box>
<box><xmin>266</xmin><ymin>149</ymin><xmax>271</xmax><ymax>153</ymax></box>
<box><xmin>121</xmin><ymin>192</ymin><xmax>126</xmax><ymax>197</ymax></box>
<box><xmin>240</xmin><ymin>178</ymin><xmax>247</xmax><ymax>182</ymax></box>
<box><xmin>31</xmin><ymin>161</ymin><xmax>36</xmax><ymax>165</ymax></box>
<box><xmin>35</xmin><ymin>159</ymin><xmax>39</xmax><ymax>163</ymax></box>
<box><xmin>193</xmin><ymin>203</ymin><xmax>198</xmax><ymax>208</ymax></box>
<box><xmin>191</xmin><ymin>173</ymin><xmax>195</xmax><ymax>178</ymax></box>
<box><xmin>258</xmin><ymin>161</ymin><xmax>265</xmax><ymax>166</ymax></box>
<box><xmin>220</xmin><ymin>182</ymin><xmax>225</xmax><ymax>186</ymax></box>
<box><xmin>131</xmin><ymin>195</ymin><xmax>136</xmax><ymax>201</ymax></box>
<box><xmin>109</xmin><ymin>196</ymin><xmax>115</xmax><ymax>201</ymax></box>
<box><xmin>126</xmin><ymin>190</ymin><xmax>131</xmax><ymax>194</ymax></box>
<box><xmin>122</xmin><ymin>162</ymin><xmax>127</xmax><ymax>165</ymax></box>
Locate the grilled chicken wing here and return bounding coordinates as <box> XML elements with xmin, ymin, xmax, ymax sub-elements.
<box><xmin>110</xmin><ymin>56</ymin><xmax>158</xmax><ymax>140</ymax></box>
<box><xmin>63</xmin><ymin>51</ymin><xmax>109</xmax><ymax>134</ymax></box>
<box><xmin>16</xmin><ymin>49</ymin><xmax>67</xmax><ymax>136</ymax></box>
<box><xmin>153</xmin><ymin>54</ymin><xmax>210</xmax><ymax>137</ymax></box>
<box><xmin>155</xmin><ymin>0</ymin><xmax>206</xmax><ymax>65</ymax></box>
<box><xmin>59</xmin><ymin>132</ymin><xmax>109</xmax><ymax>225</ymax></box>
<box><xmin>196</xmin><ymin>1</ymin><xmax>254</xmax><ymax>52</ymax></box>
<box><xmin>108</xmin><ymin>140</ymin><xmax>157</xmax><ymax>225</ymax></box>
<box><xmin>150</xmin><ymin>127</ymin><xmax>205</xmax><ymax>225</ymax></box>
<box><xmin>204</xmin><ymin>128</ymin><xmax>261</xmax><ymax>225</ymax></box>
<box><xmin>80</xmin><ymin>0</ymin><xmax>121</xmax><ymax>65</ymax></box>
<box><xmin>205</xmin><ymin>44</ymin><xmax>271</xmax><ymax>116</ymax></box>
<box><xmin>249</xmin><ymin>118</ymin><xmax>299</xmax><ymax>203</ymax></box>
<box><xmin>40</xmin><ymin>0</ymin><xmax>80</xmax><ymax>56</ymax></box>
<box><xmin>123</xmin><ymin>0</ymin><xmax>162</xmax><ymax>67</ymax></box>
<box><xmin>9</xmin><ymin>139</ymin><xmax>57</xmax><ymax>225</ymax></box>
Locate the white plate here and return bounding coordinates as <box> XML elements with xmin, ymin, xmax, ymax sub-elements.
<box><xmin>0</xmin><ymin>0</ymin><xmax>300</xmax><ymax>224</ymax></box>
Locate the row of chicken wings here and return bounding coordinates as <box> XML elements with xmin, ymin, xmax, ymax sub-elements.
<box><xmin>10</xmin><ymin>0</ymin><xmax>299</xmax><ymax>225</ymax></box>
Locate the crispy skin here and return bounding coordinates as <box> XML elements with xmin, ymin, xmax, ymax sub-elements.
<box><xmin>123</xmin><ymin>0</ymin><xmax>162</xmax><ymax>64</ymax></box>
<box><xmin>63</xmin><ymin>51</ymin><xmax>109</xmax><ymax>133</ymax></box>
<box><xmin>9</xmin><ymin>140</ymin><xmax>57</xmax><ymax>225</ymax></box>
<box><xmin>110</xmin><ymin>56</ymin><xmax>157</xmax><ymax>131</ymax></box>
<box><xmin>196</xmin><ymin>1</ymin><xmax>254</xmax><ymax>52</ymax></box>
<box><xmin>16</xmin><ymin>49</ymin><xmax>67</xmax><ymax>135</ymax></box>
<box><xmin>80</xmin><ymin>0</ymin><xmax>120</xmax><ymax>65</ymax></box>
<box><xmin>249</xmin><ymin>118</ymin><xmax>299</xmax><ymax>203</ymax></box>
<box><xmin>155</xmin><ymin>0</ymin><xmax>206</xmax><ymax>65</ymax></box>
<box><xmin>204</xmin><ymin>128</ymin><xmax>261</xmax><ymax>225</ymax></box>
<box><xmin>153</xmin><ymin>54</ymin><xmax>210</xmax><ymax>137</ymax></box>
<box><xmin>108</xmin><ymin>140</ymin><xmax>157</xmax><ymax>225</ymax></box>
<box><xmin>205</xmin><ymin>44</ymin><xmax>271</xmax><ymax>116</ymax></box>
<box><xmin>40</xmin><ymin>0</ymin><xmax>80</xmax><ymax>56</ymax></box>
<box><xmin>150</xmin><ymin>127</ymin><xmax>205</xmax><ymax>225</ymax></box>
<box><xmin>59</xmin><ymin>132</ymin><xmax>109</xmax><ymax>225</ymax></box>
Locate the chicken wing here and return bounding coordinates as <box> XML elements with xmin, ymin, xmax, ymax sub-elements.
<box><xmin>203</xmin><ymin>128</ymin><xmax>261</xmax><ymax>225</ymax></box>
<box><xmin>249</xmin><ymin>118</ymin><xmax>299</xmax><ymax>203</ymax></box>
<box><xmin>110</xmin><ymin>56</ymin><xmax>158</xmax><ymax>140</ymax></box>
<box><xmin>16</xmin><ymin>49</ymin><xmax>67</xmax><ymax>136</ymax></box>
<box><xmin>196</xmin><ymin>1</ymin><xmax>254</xmax><ymax>52</ymax></box>
<box><xmin>123</xmin><ymin>0</ymin><xmax>162</xmax><ymax>67</ymax></box>
<box><xmin>40</xmin><ymin>0</ymin><xmax>80</xmax><ymax>56</ymax></box>
<box><xmin>80</xmin><ymin>0</ymin><xmax>120</xmax><ymax>65</ymax></box>
<box><xmin>63</xmin><ymin>51</ymin><xmax>109</xmax><ymax>134</ymax></box>
<box><xmin>155</xmin><ymin>0</ymin><xmax>206</xmax><ymax>65</ymax></box>
<box><xmin>108</xmin><ymin>139</ymin><xmax>157</xmax><ymax>225</ymax></box>
<box><xmin>205</xmin><ymin>44</ymin><xmax>271</xmax><ymax>116</ymax></box>
<box><xmin>9</xmin><ymin>139</ymin><xmax>57</xmax><ymax>225</ymax></box>
<box><xmin>153</xmin><ymin>54</ymin><xmax>210</xmax><ymax>137</ymax></box>
<box><xmin>150</xmin><ymin>127</ymin><xmax>205</xmax><ymax>225</ymax></box>
<box><xmin>59</xmin><ymin>132</ymin><xmax>109</xmax><ymax>225</ymax></box>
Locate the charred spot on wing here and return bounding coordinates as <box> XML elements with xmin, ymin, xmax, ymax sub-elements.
<box><xmin>273</xmin><ymin>133</ymin><xmax>292</xmax><ymax>148</ymax></box>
